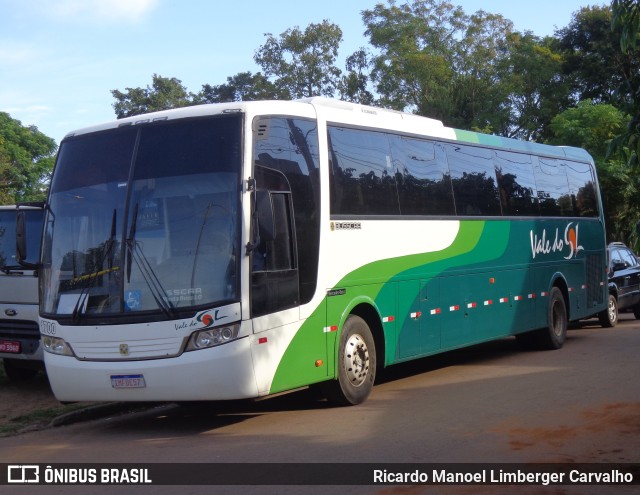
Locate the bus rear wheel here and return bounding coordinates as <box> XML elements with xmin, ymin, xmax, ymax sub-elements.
<box><xmin>516</xmin><ymin>287</ymin><xmax>567</xmax><ymax>350</ymax></box>
<box><xmin>322</xmin><ymin>315</ymin><xmax>376</xmax><ymax>406</ymax></box>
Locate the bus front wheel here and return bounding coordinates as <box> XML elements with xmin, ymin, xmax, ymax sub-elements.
<box><xmin>322</xmin><ymin>315</ymin><xmax>376</xmax><ymax>406</ymax></box>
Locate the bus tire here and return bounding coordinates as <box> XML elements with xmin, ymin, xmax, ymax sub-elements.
<box><xmin>516</xmin><ymin>287</ymin><xmax>567</xmax><ymax>350</ymax></box>
<box><xmin>541</xmin><ymin>287</ymin><xmax>568</xmax><ymax>349</ymax></box>
<box><xmin>322</xmin><ymin>315</ymin><xmax>376</xmax><ymax>406</ymax></box>
<box><xmin>598</xmin><ymin>294</ymin><xmax>618</xmax><ymax>328</ymax></box>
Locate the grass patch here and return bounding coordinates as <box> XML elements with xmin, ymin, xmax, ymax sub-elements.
<box><xmin>0</xmin><ymin>403</ymin><xmax>87</xmax><ymax>437</ymax></box>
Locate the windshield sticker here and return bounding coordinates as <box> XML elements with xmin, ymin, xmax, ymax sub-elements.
<box><xmin>530</xmin><ymin>222</ymin><xmax>584</xmax><ymax>260</ymax></box>
<box><xmin>164</xmin><ymin>288</ymin><xmax>203</xmax><ymax>304</ymax></box>
<box><xmin>124</xmin><ymin>290</ymin><xmax>141</xmax><ymax>311</ymax></box>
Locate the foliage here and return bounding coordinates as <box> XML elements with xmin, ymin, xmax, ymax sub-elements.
<box><xmin>193</xmin><ymin>72</ymin><xmax>283</xmax><ymax>103</ymax></box>
<box><xmin>0</xmin><ymin>113</ymin><xmax>56</xmax><ymax>203</ymax></box>
<box><xmin>610</xmin><ymin>0</ymin><xmax>640</xmax><ymax>173</ymax></box>
<box><xmin>548</xmin><ymin>100</ymin><xmax>628</xmax><ymax>161</ymax></box>
<box><xmin>612</xmin><ymin>0</ymin><xmax>640</xmax><ymax>51</ymax></box>
<box><xmin>361</xmin><ymin>0</ymin><xmax>569</xmax><ymax>140</ymax></box>
<box><xmin>547</xmin><ymin>101</ymin><xmax>634</xmax><ymax>242</ymax></box>
<box><xmin>362</xmin><ymin>0</ymin><xmax>465</xmax><ymax>120</ymax></box>
<box><xmin>555</xmin><ymin>6</ymin><xmax>626</xmax><ymax>104</ymax></box>
<box><xmin>254</xmin><ymin>20</ymin><xmax>343</xmax><ymax>99</ymax></box>
<box><xmin>338</xmin><ymin>48</ymin><xmax>375</xmax><ymax>104</ymax></box>
<box><xmin>496</xmin><ymin>33</ymin><xmax>569</xmax><ymax>141</ymax></box>
<box><xmin>111</xmin><ymin>74</ymin><xmax>192</xmax><ymax>118</ymax></box>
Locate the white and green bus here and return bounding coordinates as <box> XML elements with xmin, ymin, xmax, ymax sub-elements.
<box><xmin>34</xmin><ymin>98</ymin><xmax>607</xmax><ymax>405</ymax></box>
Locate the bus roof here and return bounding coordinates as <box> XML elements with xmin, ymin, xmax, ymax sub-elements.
<box><xmin>62</xmin><ymin>97</ymin><xmax>593</xmax><ymax>163</ymax></box>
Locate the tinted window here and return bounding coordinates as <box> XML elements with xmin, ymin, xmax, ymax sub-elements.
<box><xmin>534</xmin><ymin>157</ymin><xmax>572</xmax><ymax>217</ymax></box>
<box><xmin>610</xmin><ymin>248</ymin><xmax>624</xmax><ymax>267</ymax></box>
<box><xmin>329</xmin><ymin>126</ymin><xmax>399</xmax><ymax>215</ymax></box>
<box><xmin>53</xmin><ymin>129</ymin><xmax>134</xmax><ymax>192</ymax></box>
<box><xmin>390</xmin><ymin>136</ymin><xmax>455</xmax><ymax>215</ymax></box>
<box><xmin>494</xmin><ymin>151</ymin><xmax>538</xmax><ymax>216</ymax></box>
<box><xmin>253</xmin><ymin>117</ymin><xmax>320</xmax><ymax>305</ymax></box>
<box><xmin>134</xmin><ymin>118</ymin><xmax>241</xmax><ymax>180</ymax></box>
<box><xmin>0</xmin><ymin>209</ymin><xmax>42</xmax><ymax>269</ymax></box>
<box><xmin>619</xmin><ymin>248</ymin><xmax>637</xmax><ymax>267</ymax></box>
<box><xmin>445</xmin><ymin>144</ymin><xmax>501</xmax><ymax>216</ymax></box>
<box><xmin>43</xmin><ymin>116</ymin><xmax>242</xmax><ymax>318</ymax></box>
<box><xmin>565</xmin><ymin>161</ymin><xmax>598</xmax><ymax>217</ymax></box>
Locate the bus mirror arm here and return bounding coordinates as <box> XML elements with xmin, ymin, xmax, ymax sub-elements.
<box><xmin>15</xmin><ymin>210</ymin><xmax>40</xmax><ymax>270</ymax></box>
<box><xmin>246</xmin><ymin>189</ymin><xmax>275</xmax><ymax>255</ymax></box>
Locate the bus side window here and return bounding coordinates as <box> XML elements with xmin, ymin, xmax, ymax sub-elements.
<box><xmin>494</xmin><ymin>150</ymin><xmax>538</xmax><ymax>216</ymax></box>
<box><xmin>445</xmin><ymin>144</ymin><xmax>501</xmax><ymax>216</ymax></box>
<box><xmin>251</xmin><ymin>117</ymin><xmax>320</xmax><ymax>313</ymax></box>
<box><xmin>565</xmin><ymin>161</ymin><xmax>599</xmax><ymax>217</ymax></box>
<box><xmin>535</xmin><ymin>157</ymin><xmax>572</xmax><ymax>217</ymax></box>
<box><xmin>252</xmin><ymin>192</ymin><xmax>295</xmax><ymax>272</ymax></box>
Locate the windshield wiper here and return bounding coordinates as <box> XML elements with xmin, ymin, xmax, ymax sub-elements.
<box><xmin>125</xmin><ymin>203</ymin><xmax>175</xmax><ymax>318</ymax></box>
<box><xmin>71</xmin><ymin>209</ymin><xmax>119</xmax><ymax>320</ymax></box>
<box><xmin>1</xmin><ymin>264</ymin><xmax>25</xmax><ymax>274</ymax></box>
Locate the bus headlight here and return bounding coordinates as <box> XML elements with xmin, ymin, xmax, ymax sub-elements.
<box><xmin>186</xmin><ymin>324</ymin><xmax>240</xmax><ymax>351</ymax></box>
<box><xmin>42</xmin><ymin>335</ymin><xmax>75</xmax><ymax>356</ymax></box>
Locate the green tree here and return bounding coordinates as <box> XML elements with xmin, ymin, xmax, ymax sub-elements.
<box><xmin>363</xmin><ymin>0</ymin><xmax>558</xmax><ymax>137</ymax></box>
<box><xmin>497</xmin><ymin>32</ymin><xmax>569</xmax><ymax>141</ymax></box>
<box><xmin>452</xmin><ymin>9</ymin><xmax>514</xmax><ymax>131</ymax></box>
<box><xmin>611</xmin><ymin>0</ymin><xmax>640</xmax><ymax>169</ymax></box>
<box><xmin>111</xmin><ymin>74</ymin><xmax>192</xmax><ymax>118</ymax></box>
<box><xmin>0</xmin><ymin>112</ymin><xmax>56</xmax><ymax>203</ymax></box>
<box><xmin>547</xmin><ymin>100</ymin><xmax>634</xmax><ymax>242</ymax></box>
<box><xmin>362</xmin><ymin>0</ymin><xmax>463</xmax><ymax>120</ymax></box>
<box><xmin>193</xmin><ymin>72</ymin><xmax>283</xmax><ymax>103</ymax></box>
<box><xmin>612</xmin><ymin>0</ymin><xmax>640</xmax><ymax>51</ymax></box>
<box><xmin>338</xmin><ymin>48</ymin><xmax>375</xmax><ymax>104</ymax></box>
<box><xmin>556</xmin><ymin>5</ymin><xmax>632</xmax><ymax>104</ymax></box>
<box><xmin>254</xmin><ymin>20</ymin><xmax>343</xmax><ymax>99</ymax></box>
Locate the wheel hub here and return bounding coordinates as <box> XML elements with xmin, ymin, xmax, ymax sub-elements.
<box><xmin>343</xmin><ymin>333</ymin><xmax>369</xmax><ymax>387</ymax></box>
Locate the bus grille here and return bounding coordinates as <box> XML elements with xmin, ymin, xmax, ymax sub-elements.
<box><xmin>0</xmin><ymin>319</ymin><xmax>40</xmax><ymax>340</ymax></box>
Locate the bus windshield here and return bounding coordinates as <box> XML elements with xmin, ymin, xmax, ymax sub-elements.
<box><xmin>41</xmin><ymin>115</ymin><xmax>242</xmax><ymax>319</ymax></box>
<box><xmin>0</xmin><ymin>208</ymin><xmax>44</xmax><ymax>271</ymax></box>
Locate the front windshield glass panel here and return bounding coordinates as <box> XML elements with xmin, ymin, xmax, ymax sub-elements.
<box><xmin>41</xmin><ymin>116</ymin><xmax>242</xmax><ymax>319</ymax></box>
<box><xmin>0</xmin><ymin>209</ymin><xmax>44</xmax><ymax>269</ymax></box>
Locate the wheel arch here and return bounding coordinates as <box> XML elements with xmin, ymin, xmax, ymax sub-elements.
<box><xmin>349</xmin><ymin>302</ymin><xmax>385</xmax><ymax>372</ymax></box>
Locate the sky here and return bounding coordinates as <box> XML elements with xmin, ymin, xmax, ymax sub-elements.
<box><xmin>1</xmin><ymin>0</ymin><xmax>607</xmax><ymax>146</ymax></box>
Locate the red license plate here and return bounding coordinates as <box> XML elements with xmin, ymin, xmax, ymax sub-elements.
<box><xmin>0</xmin><ymin>340</ymin><xmax>21</xmax><ymax>353</ymax></box>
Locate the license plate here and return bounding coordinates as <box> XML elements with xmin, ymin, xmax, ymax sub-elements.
<box><xmin>0</xmin><ymin>340</ymin><xmax>21</xmax><ymax>353</ymax></box>
<box><xmin>110</xmin><ymin>374</ymin><xmax>146</xmax><ymax>389</ymax></box>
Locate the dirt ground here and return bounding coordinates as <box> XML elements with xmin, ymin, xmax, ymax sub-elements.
<box><xmin>0</xmin><ymin>362</ymin><xmax>89</xmax><ymax>434</ymax></box>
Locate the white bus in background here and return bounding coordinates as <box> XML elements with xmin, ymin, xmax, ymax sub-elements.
<box><xmin>0</xmin><ymin>204</ymin><xmax>44</xmax><ymax>380</ymax></box>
